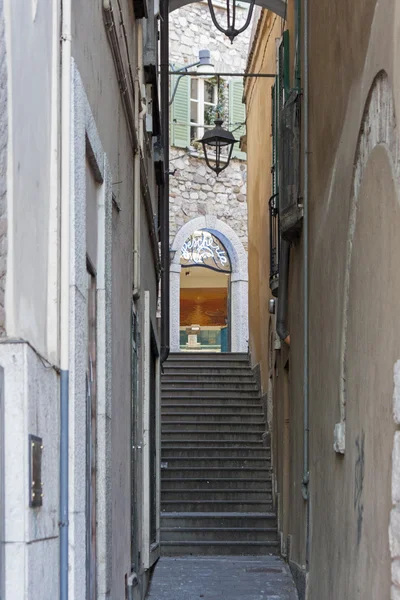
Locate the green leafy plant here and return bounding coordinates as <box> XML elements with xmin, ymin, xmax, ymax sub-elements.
<box><xmin>204</xmin><ymin>77</ymin><xmax>228</xmax><ymax>126</ymax></box>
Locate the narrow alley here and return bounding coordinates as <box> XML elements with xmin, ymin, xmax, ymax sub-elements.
<box><xmin>146</xmin><ymin>556</ymin><xmax>298</xmax><ymax>599</ymax></box>
<box><xmin>145</xmin><ymin>353</ymin><xmax>298</xmax><ymax>599</ymax></box>
<box><xmin>2</xmin><ymin>0</ymin><xmax>400</xmax><ymax>597</ymax></box>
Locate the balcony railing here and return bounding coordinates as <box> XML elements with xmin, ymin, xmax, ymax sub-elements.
<box><xmin>269</xmin><ymin>193</ymin><xmax>279</xmax><ymax>297</ymax></box>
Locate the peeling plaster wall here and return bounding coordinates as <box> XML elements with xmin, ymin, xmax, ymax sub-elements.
<box><xmin>0</xmin><ymin>0</ymin><xmax>7</xmax><ymax>337</ymax></box>
<box><xmin>3</xmin><ymin>0</ymin><xmax>59</xmax><ymax>360</ymax></box>
<box><xmin>245</xmin><ymin>1</ymin><xmax>400</xmax><ymax>598</ymax></box>
<box><xmin>1</xmin><ymin>343</ymin><xmax>59</xmax><ymax>600</ymax></box>
<box><xmin>72</xmin><ymin>2</ymin><xmax>160</xmax><ymax>597</ymax></box>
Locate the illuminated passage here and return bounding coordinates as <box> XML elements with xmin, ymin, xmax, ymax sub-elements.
<box><xmin>179</xmin><ymin>230</ymin><xmax>231</xmax><ymax>352</ymax></box>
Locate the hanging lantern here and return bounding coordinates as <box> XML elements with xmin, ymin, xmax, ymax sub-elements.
<box><xmin>207</xmin><ymin>0</ymin><xmax>255</xmax><ymax>44</ymax></box>
<box><xmin>199</xmin><ymin>118</ymin><xmax>237</xmax><ymax>176</ymax></box>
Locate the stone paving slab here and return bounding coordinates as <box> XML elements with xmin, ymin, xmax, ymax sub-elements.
<box><xmin>146</xmin><ymin>556</ymin><xmax>298</xmax><ymax>600</ymax></box>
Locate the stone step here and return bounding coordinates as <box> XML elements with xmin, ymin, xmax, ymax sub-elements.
<box><xmin>161</xmin><ymin>467</ymin><xmax>271</xmax><ymax>479</ymax></box>
<box><xmin>161</xmin><ymin>499</ymin><xmax>273</xmax><ymax>512</ymax></box>
<box><xmin>162</xmin><ymin>431</ymin><xmax>263</xmax><ymax>441</ymax></box>
<box><xmin>161</xmin><ymin>526</ymin><xmax>278</xmax><ymax>543</ymax></box>
<box><xmin>162</xmin><ymin>396</ymin><xmax>261</xmax><ymax>405</ymax></box>
<box><xmin>162</xmin><ymin>403</ymin><xmax>263</xmax><ymax>413</ymax></box>
<box><xmin>161</xmin><ymin>353</ymin><xmax>277</xmax><ymax>558</ymax></box>
<box><xmin>162</xmin><ymin>438</ymin><xmax>264</xmax><ymax>447</ymax></box>
<box><xmin>162</xmin><ymin>412</ymin><xmax>264</xmax><ymax>423</ymax></box>
<box><xmin>162</xmin><ymin>380</ymin><xmax>258</xmax><ymax>389</ymax></box>
<box><xmin>163</xmin><ymin>365</ymin><xmax>253</xmax><ymax>375</ymax></box>
<box><xmin>161</xmin><ymin>489</ymin><xmax>272</xmax><ymax>502</ymax></box>
<box><xmin>160</xmin><ymin>540</ymin><xmax>280</xmax><ymax>556</ymax></box>
<box><xmin>161</xmin><ymin>457</ymin><xmax>270</xmax><ymax>468</ymax></box>
<box><xmin>166</xmin><ymin>352</ymin><xmax>248</xmax><ymax>362</ymax></box>
<box><xmin>162</xmin><ymin>395</ymin><xmax>260</xmax><ymax>403</ymax></box>
<box><xmin>161</xmin><ymin>446</ymin><xmax>270</xmax><ymax>458</ymax></box>
<box><xmin>161</xmin><ymin>387</ymin><xmax>260</xmax><ymax>397</ymax></box>
<box><xmin>163</xmin><ymin>371</ymin><xmax>256</xmax><ymax>380</ymax></box>
<box><xmin>161</xmin><ymin>478</ymin><xmax>273</xmax><ymax>490</ymax></box>
<box><xmin>160</xmin><ymin>511</ymin><xmax>277</xmax><ymax>529</ymax></box>
<box><xmin>162</xmin><ymin>422</ymin><xmax>265</xmax><ymax>432</ymax></box>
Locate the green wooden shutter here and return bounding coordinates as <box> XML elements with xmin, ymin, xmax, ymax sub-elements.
<box><xmin>171</xmin><ymin>70</ymin><xmax>190</xmax><ymax>148</ymax></box>
<box><xmin>278</xmin><ymin>30</ymin><xmax>290</xmax><ymax>107</ymax></box>
<box><xmin>271</xmin><ymin>81</ymin><xmax>278</xmax><ymax>195</ymax></box>
<box><xmin>229</xmin><ymin>79</ymin><xmax>246</xmax><ymax>160</ymax></box>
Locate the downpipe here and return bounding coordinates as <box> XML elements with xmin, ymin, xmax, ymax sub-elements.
<box><xmin>302</xmin><ymin>0</ymin><xmax>309</xmax><ymax>504</ymax></box>
<box><xmin>302</xmin><ymin>0</ymin><xmax>311</xmax><ymax>577</ymax></box>
<box><xmin>133</xmin><ymin>21</ymin><xmax>146</xmax><ymax>300</ymax></box>
<box><xmin>276</xmin><ymin>239</ymin><xmax>291</xmax><ymax>346</ymax></box>
<box><xmin>60</xmin><ymin>0</ymin><xmax>72</xmax><ymax>597</ymax></box>
<box><xmin>160</xmin><ymin>0</ymin><xmax>170</xmax><ymax>364</ymax></box>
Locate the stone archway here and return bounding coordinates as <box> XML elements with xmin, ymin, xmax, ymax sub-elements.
<box><xmin>170</xmin><ymin>215</ymin><xmax>248</xmax><ymax>352</ymax></box>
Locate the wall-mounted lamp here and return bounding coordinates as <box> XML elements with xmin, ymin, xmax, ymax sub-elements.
<box><xmin>207</xmin><ymin>0</ymin><xmax>255</xmax><ymax>43</ymax></box>
<box><xmin>199</xmin><ymin>118</ymin><xmax>237</xmax><ymax>176</ymax></box>
<box><xmin>169</xmin><ymin>49</ymin><xmax>214</xmax><ymax>106</ymax></box>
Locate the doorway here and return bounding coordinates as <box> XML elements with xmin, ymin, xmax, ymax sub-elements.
<box><xmin>179</xmin><ymin>230</ymin><xmax>231</xmax><ymax>352</ymax></box>
<box><xmin>170</xmin><ymin>216</ymin><xmax>249</xmax><ymax>353</ymax></box>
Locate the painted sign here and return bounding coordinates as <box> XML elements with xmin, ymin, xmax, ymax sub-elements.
<box><xmin>180</xmin><ymin>230</ymin><xmax>231</xmax><ymax>273</ymax></box>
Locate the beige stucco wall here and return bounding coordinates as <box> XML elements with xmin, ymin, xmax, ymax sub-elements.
<box><xmin>245</xmin><ymin>0</ymin><xmax>400</xmax><ymax>597</ymax></box>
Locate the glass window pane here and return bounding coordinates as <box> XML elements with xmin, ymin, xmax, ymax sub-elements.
<box><xmin>180</xmin><ymin>230</ymin><xmax>231</xmax><ymax>272</ymax></box>
<box><xmin>191</xmin><ymin>78</ymin><xmax>198</xmax><ymax>100</ymax></box>
<box><xmin>204</xmin><ymin>81</ymin><xmax>215</xmax><ymax>104</ymax></box>
<box><xmin>190</xmin><ymin>101</ymin><xmax>198</xmax><ymax>123</ymax></box>
<box><xmin>204</xmin><ymin>104</ymin><xmax>214</xmax><ymax>126</ymax></box>
<box><xmin>190</xmin><ymin>125</ymin><xmax>198</xmax><ymax>142</ymax></box>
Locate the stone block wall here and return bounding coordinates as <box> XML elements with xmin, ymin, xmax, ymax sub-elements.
<box><xmin>169</xmin><ymin>149</ymin><xmax>248</xmax><ymax>250</ymax></box>
<box><xmin>169</xmin><ymin>1</ymin><xmax>250</xmax><ymax>249</ymax></box>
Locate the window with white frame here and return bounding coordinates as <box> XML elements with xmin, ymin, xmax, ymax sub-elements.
<box><xmin>190</xmin><ymin>78</ymin><xmax>218</xmax><ymax>143</ymax></box>
<box><xmin>171</xmin><ymin>71</ymin><xmax>246</xmax><ymax>160</ymax></box>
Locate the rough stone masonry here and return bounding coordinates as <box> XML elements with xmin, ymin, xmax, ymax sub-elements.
<box><xmin>169</xmin><ymin>1</ymin><xmax>251</xmax><ymax>251</ymax></box>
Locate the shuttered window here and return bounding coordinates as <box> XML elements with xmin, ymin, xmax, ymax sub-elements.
<box><xmin>229</xmin><ymin>79</ymin><xmax>246</xmax><ymax>160</ymax></box>
<box><xmin>170</xmin><ymin>72</ymin><xmax>247</xmax><ymax>161</ymax></box>
<box><xmin>171</xmin><ymin>69</ymin><xmax>190</xmax><ymax>149</ymax></box>
<box><xmin>271</xmin><ymin>30</ymin><xmax>290</xmax><ymax>194</ymax></box>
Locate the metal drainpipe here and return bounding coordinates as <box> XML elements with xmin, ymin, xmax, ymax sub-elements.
<box><xmin>160</xmin><ymin>0</ymin><xmax>170</xmax><ymax>365</ymax></box>
<box><xmin>301</xmin><ymin>0</ymin><xmax>310</xmax><ymax>507</ymax></box>
<box><xmin>60</xmin><ymin>0</ymin><xmax>72</xmax><ymax>597</ymax></box>
<box><xmin>276</xmin><ymin>239</ymin><xmax>291</xmax><ymax>346</ymax></box>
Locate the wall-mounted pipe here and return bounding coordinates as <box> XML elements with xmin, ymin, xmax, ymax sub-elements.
<box><xmin>60</xmin><ymin>0</ymin><xmax>72</xmax><ymax>597</ymax></box>
<box><xmin>276</xmin><ymin>239</ymin><xmax>291</xmax><ymax>346</ymax></box>
<box><xmin>302</xmin><ymin>0</ymin><xmax>310</xmax><ymax>506</ymax></box>
<box><xmin>103</xmin><ymin>0</ymin><xmax>138</xmax><ymax>151</ymax></box>
<box><xmin>160</xmin><ymin>0</ymin><xmax>170</xmax><ymax>364</ymax></box>
<box><xmin>133</xmin><ymin>22</ymin><xmax>145</xmax><ymax>300</ymax></box>
<box><xmin>103</xmin><ymin>1</ymin><xmax>160</xmax><ymax>278</ymax></box>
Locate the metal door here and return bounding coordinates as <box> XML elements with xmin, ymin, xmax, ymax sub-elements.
<box><xmin>86</xmin><ymin>266</ymin><xmax>97</xmax><ymax>600</ymax></box>
<box><xmin>131</xmin><ymin>305</ymin><xmax>139</xmax><ymax>572</ymax></box>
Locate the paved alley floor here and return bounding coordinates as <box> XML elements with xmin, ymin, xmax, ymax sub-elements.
<box><xmin>146</xmin><ymin>556</ymin><xmax>298</xmax><ymax>600</ymax></box>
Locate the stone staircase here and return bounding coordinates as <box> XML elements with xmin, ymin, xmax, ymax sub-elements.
<box><xmin>160</xmin><ymin>352</ymin><xmax>279</xmax><ymax>556</ymax></box>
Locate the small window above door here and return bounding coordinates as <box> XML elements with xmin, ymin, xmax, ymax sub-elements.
<box><xmin>180</xmin><ymin>230</ymin><xmax>231</xmax><ymax>273</ymax></box>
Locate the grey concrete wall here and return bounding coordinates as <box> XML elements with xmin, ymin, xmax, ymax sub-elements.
<box><xmin>1</xmin><ymin>343</ymin><xmax>59</xmax><ymax>599</ymax></box>
<box><xmin>0</xmin><ymin>0</ymin><xmax>7</xmax><ymax>338</ymax></box>
<box><xmin>1</xmin><ymin>1</ymin><xmax>160</xmax><ymax>598</ymax></box>
<box><xmin>4</xmin><ymin>0</ymin><xmax>58</xmax><ymax>360</ymax></box>
<box><xmin>72</xmin><ymin>2</ymin><xmax>160</xmax><ymax>598</ymax></box>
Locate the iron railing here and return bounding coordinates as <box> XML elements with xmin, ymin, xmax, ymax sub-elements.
<box><xmin>269</xmin><ymin>193</ymin><xmax>280</xmax><ymax>297</ymax></box>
